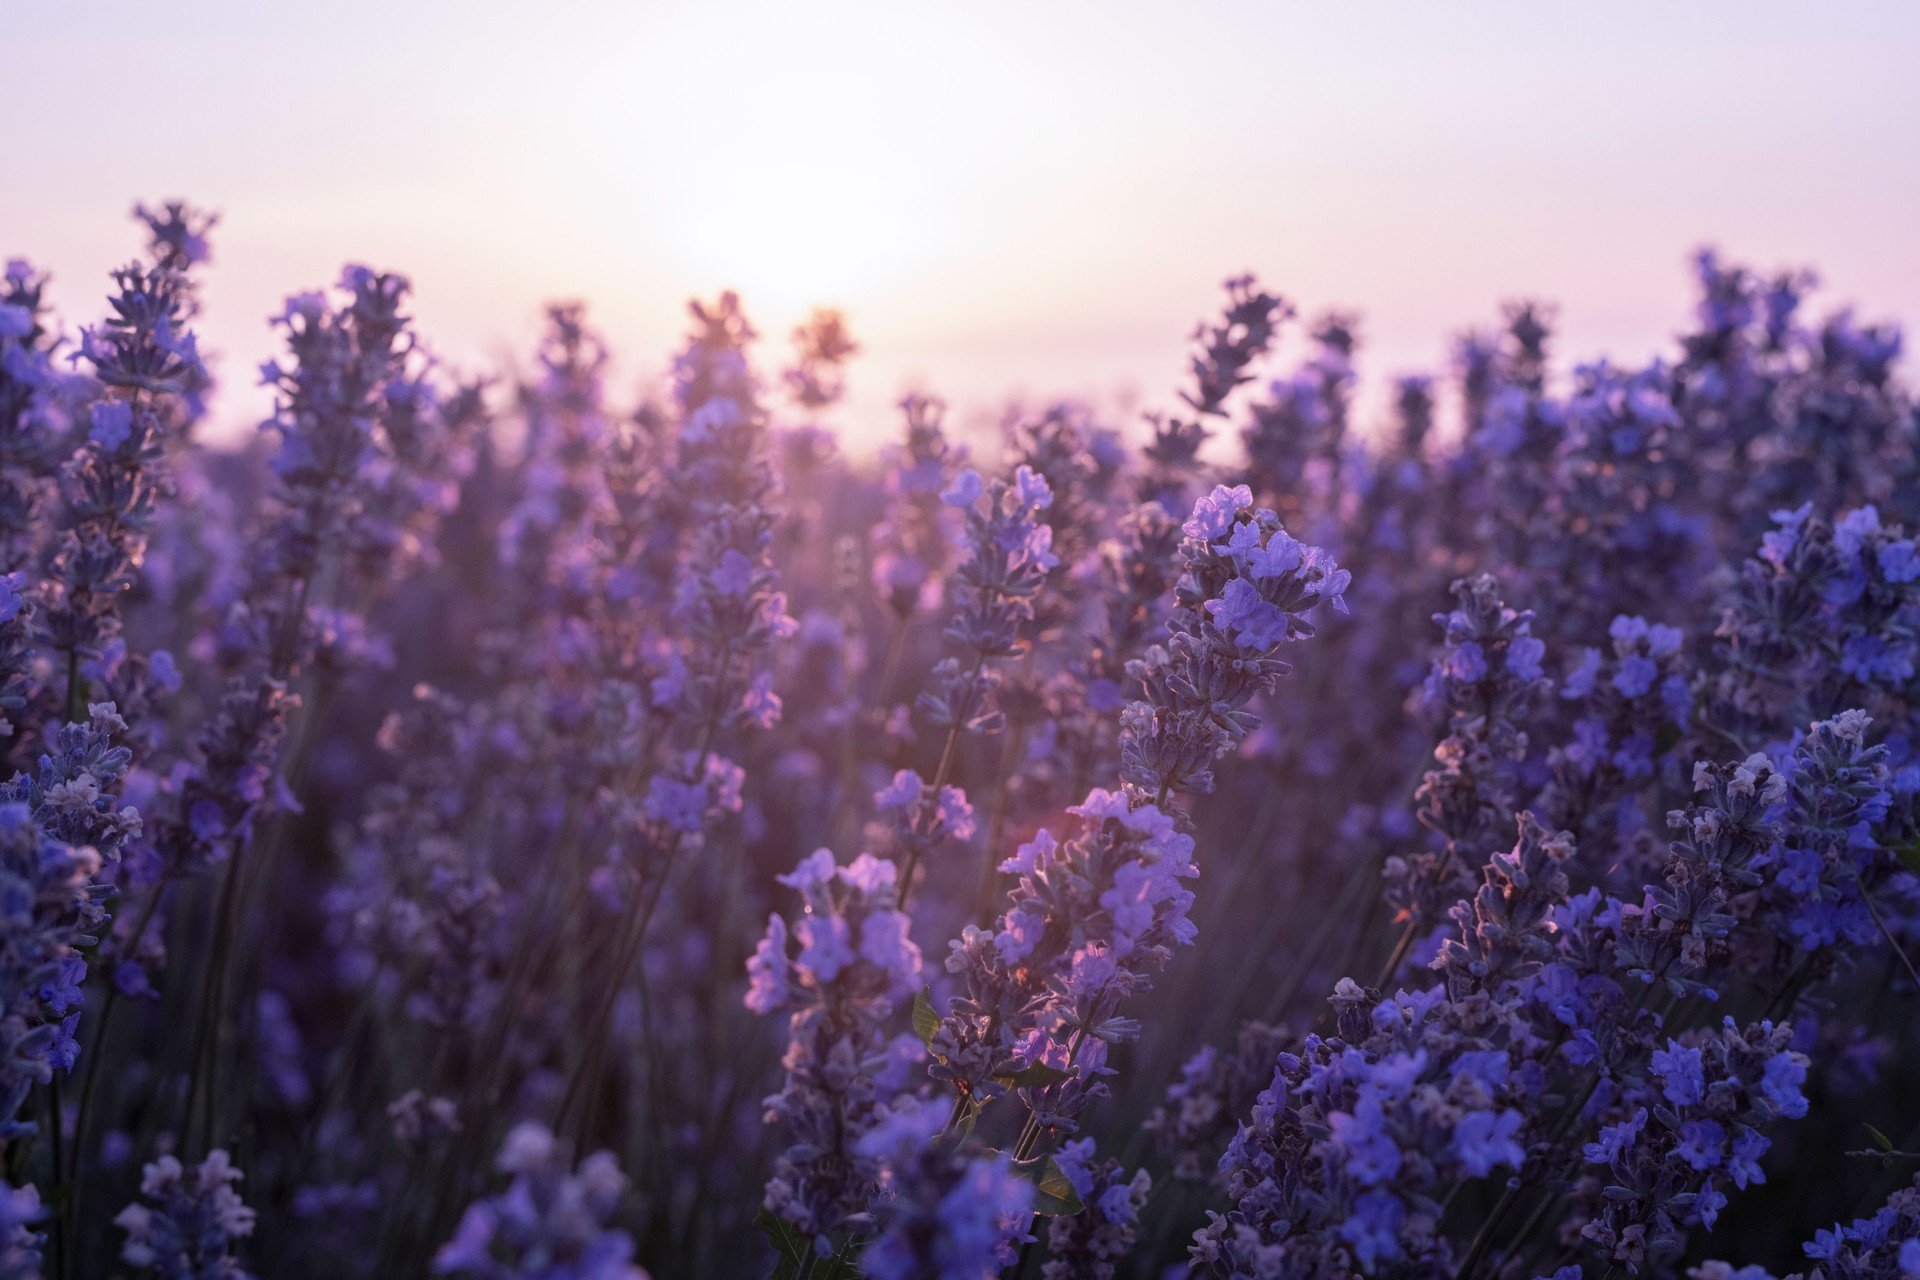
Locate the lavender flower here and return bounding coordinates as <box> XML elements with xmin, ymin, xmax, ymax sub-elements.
<box><xmin>747</xmin><ymin>846</ymin><xmax>923</xmax><ymax>1244</ymax></box>
<box><xmin>1577</xmin><ymin>1019</ymin><xmax>1810</xmax><ymax>1265</ymax></box>
<box><xmin>1043</xmin><ymin>1139</ymin><xmax>1150</xmax><ymax>1280</ymax></box>
<box><xmin>0</xmin><ymin>802</ymin><xmax>110</xmax><ymax>1135</ymax></box>
<box><xmin>870</xmin><ymin>395</ymin><xmax>964</xmax><ymax>620</ymax></box>
<box><xmin>434</xmin><ymin>1124</ymin><xmax>647</xmax><ymax>1279</ymax></box>
<box><xmin>1142</xmin><ymin>276</ymin><xmax>1288</xmax><ymax>508</ymax></box>
<box><xmin>931</xmin><ymin>790</ymin><xmax>1196</xmax><ymax>1130</ymax></box>
<box><xmin>114</xmin><ymin>1150</ymin><xmax>256</xmax><ymax>1278</ymax></box>
<box><xmin>916</xmin><ymin>464</ymin><xmax>1057</xmax><ymax>734</ymax></box>
<box><xmin>0</xmin><ymin>1181</ymin><xmax>44</xmax><ymax>1280</ymax></box>
<box><xmin>1120</xmin><ymin>484</ymin><xmax>1347</xmax><ymax>801</ymax></box>
<box><xmin>1383</xmin><ymin>575</ymin><xmax>1551</xmax><ymax>957</ymax></box>
<box><xmin>856</xmin><ymin>1098</ymin><xmax>1033</xmax><ymax>1280</ymax></box>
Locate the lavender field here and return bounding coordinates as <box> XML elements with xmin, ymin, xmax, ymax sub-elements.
<box><xmin>1</xmin><ymin>195</ymin><xmax>1919</xmax><ymax>1280</ymax></box>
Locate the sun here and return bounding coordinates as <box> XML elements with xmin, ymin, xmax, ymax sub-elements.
<box><xmin>548</xmin><ymin>1</ymin><xmax>1034</xmax><ymax>316</ymax></box>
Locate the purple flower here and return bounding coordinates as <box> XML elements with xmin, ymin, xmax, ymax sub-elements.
<box><xmin>1585</xmin><ymin>1108</ymin><xmax>1648</xmax><ymax>1164</ymax></box>
<box><xmin>643</xmin><ymin>775</ymin><xmax>707</xmax><ymax>833</ymax></box>
<box><xmin>1676</xmin><ymin>1118</ymin><xmax>1727</xmax><ymax>1171</ymax></box>
<box><xmin>89</xmin><ymin>399</ymin><xmax>134</xmax><ymax>451</ymax></box>
<box><xmin>1697</xmin><ymin>1181</ymin><xmax>1729</xmax><ymax>1230</ymax></box>
<box><xmin>1563</xmin><ymin>647</ymin><xmax>1602</xmax><ymax>698</ymax></box>
<box><xmin>941</xmin><ymin>469</ymin><xmax>983</xmax><ymax>508</ymax></box>
<box><xmin>1183</xmin><ymin>483</ymin><xmax>1253</xmax><ymax>540</ymax></box>
<box><xmin>1451</xmin><ymin>1108</ymin><xmax>1526</xmax><ymax>1177</ymax></box>
<box><xmin>875</xmin><ymin>769</ymin><xmax>923</xmax><ymax>810</ymax></box>
<box><xmin>857</xmin><ymin>911</ymin><xmax>921</xmax><ymax>991</ymax></box>
<box><xmin>1761</xmin><ymin>1051</ymin><xmax>1809</xmax><ymax>1118</ymax></box>
<box><xmin>936</xmin><ymin>787</ymin><xmax>976</xmax><ymax>840</ymax></box>
<box><xmin>1445</xmin><ymin>641</ymin><xmax>1488</xmax><ymax>684</ymax></box>
<box><xmin>1879</xmin><ymin>539</ymin><xmax>1919</xmax><ymax>583</ymax></box>
<box><xmin>1612</xmin><ymin>654</ymin><xmax>1658</xmax><ymax>698</ymax></box>
<box><xmin>1727</xmin><ymin>1129</ymin><xmax>1770</xmax><ymax>1189</ymax></box>
<box><xmin>794</xmin><ymin>915</ymin><xmax>854</xmax><ymax>985</ymax></box>
<box><xmin>710</xmin><ymin>547</ymin><xmax>754</xmax><ymax>595</ymax></box>
<box><xmin>1507</xmin><ymin>634</ymin><xmax>1546</xmax><ymax>681</ymax></box>
<box><xmin>115</xmin><ymin>1150</ymin><xmax>256</xmax><ymax>1275</ymax></box>
<box><xmin>1328</xmin><ymin>1092</ymin><xmax>1401</xmax><ymax>1186</ymax></box>
<box><xmin>745</xmin><ymin>914</ymin><xmax>790</xmax><ymax>1014</ymax></box>
<box><xmin>1337</xmin><ymin>1190</ymin><xmax>1405</xmax><ymax>1269</ymax></box>
<box><xmin>433</xmin><ymin>1125</ymin><xmax>641</xmax><ymax>1278</ymax></box>
<box><xmin>1013</xmin><ymin>463</ymin><xmax>1053</xmax><ymax>510</ymax></box>
<box><xmin>1651</xmin><ymin>1040</ymin><xmax>1706</xmax><ymax>1106</ymax></box>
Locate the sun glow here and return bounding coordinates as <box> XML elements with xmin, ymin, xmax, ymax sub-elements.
<box><xmin>539</xmin><ymin>2</ymin><xmax>1063</xmax><ymax>315</ymax></box>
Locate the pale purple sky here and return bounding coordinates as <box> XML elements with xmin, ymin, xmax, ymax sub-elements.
<box><xmin>10</xmin><ymin>1</ymin><xmax>1918</xmax><ymax>448</ymax></box>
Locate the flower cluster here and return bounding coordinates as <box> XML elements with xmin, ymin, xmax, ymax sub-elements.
<box><xmin>855</xmin><ymin>1098</ymin><xmax>1033</xmax><ymax>1280</ymax></box>
<box><xmin>0</xmin><ymin>802</ymin><xmax>109</xmax><ymax>1135</ymax></box>
<box><xmin>1141</xmin><ymin>276</ymin><xmax>1288</xmax><ymax>507</ymax></box>
<box><xmin>1711</xmin><ymin>505</ymin><xmax>1920</xmax><ymax>742</ymax></box>
<box><xmin>434</xmin><ymin>1123</ymin><xmax>647</xmax><ymax>1279</ymax></box>
<box><xmin>1192</xmin><ymin>984</ymin><xmax>1519</xmax><ymax>1277</ymax></box>
<box><xmin>1743</xmin><ymin>709</ymin><xmax>1906</xmax><ymax>991</ymax></box>
<box><xmin>1578</xmin><ymin>1019</ymin><xmax>1809</xmax><ymax>1266</ymax></box>
<box><xmin>1541</xmin><ymin>612</ymin><xmax>1693</xmax><ymax>874</ymax></box>
<box><xmin>1724</xmin><ymin>1173</ymin><xmax>1920</xmax><ymax>1280</ymax></box>
<box><xmin>1043</xmin><ymin>1139</ymin><xmax>1151</xmax><ymax>1280</ymax></box>
<box><xmin>1383</xmin><ymin>575</ymin><xmax>1551</xmax><ymax>955</ymax></box>
<box><xmin>1145</xmin><ymin>1020</ymin><xmax>1294</xmax><ymax>1185</ymax></box>
<box><xmin>1</xmin><ymin>1180</ymin><xmax>44</xmax><ymax>1280</ymax></box>
<box><xmin>916</xmin><ymin>465</ymin><xmax>1057</xmax><ymax>736</ymax></box>
<box><xmin>1610</xmin><ymin>746</ymin><xmax>1788</xmax><ymax>1001</ymax></box>
<box><xmin>932</xmin><ymin>791</ymin><xmax>1197</xmax><ymax>1127</ymax></box>
<box><xmin>747</xmin><ymin>846</ymin><xmax>923</xmax><ymax>1244</ymax></box>
<box><xmin>114</xmin><ymin>1150</ymin><xmax>256</xmax><ymax>1278</ymax></box>
<box><xmin>869</xmin><ymin>395</ymin><xmax>965</xmax><ymax>621</ymax></box>
<box><xmin>1120</xmin><ymin>483</ymin><xmax>1347</xmax><ymax>800</ymax></box>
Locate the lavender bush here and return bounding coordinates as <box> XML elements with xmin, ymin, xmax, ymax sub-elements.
<box><xmin>0</xmin><ymin>205</ymin><xmax>1915</xmax><ymax>1280</ymax></box>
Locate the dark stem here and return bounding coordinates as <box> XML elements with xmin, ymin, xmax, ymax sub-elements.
<box><xmin>68</xmin><ymin>876</ymin><xmax>169</xmax><ymax>1244</ymax></box>
<box><xmin>899</xmin><ymin>649</ymin><xmax>989</xmax><ymax>902</ymax></box>
<box><xmin>47</xmin><ymin>1078</ymin><xmax>65</xmax><ymax>1280</ymax></box>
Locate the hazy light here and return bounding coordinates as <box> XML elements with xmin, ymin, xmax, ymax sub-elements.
<box><xmin>552</xmin><ymin>6</ymin><xmax>1042</xmax><ymax>311</ymax></box>
<box><xmin>8</xmin><ymin>1</ymin><xmax>1919</xmax><ymax>452</ymax></box>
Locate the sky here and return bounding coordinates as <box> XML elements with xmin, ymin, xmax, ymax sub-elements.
<box><xmin>8</xmin><ymin>0</ymin><xmax>1919</xmax><ymax>450</ymax></box>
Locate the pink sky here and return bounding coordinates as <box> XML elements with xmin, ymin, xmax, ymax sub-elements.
<box><xmin>10</xmin><ymin>1</ymin><xmax>1918</xmax><ymax>449</ymax></box>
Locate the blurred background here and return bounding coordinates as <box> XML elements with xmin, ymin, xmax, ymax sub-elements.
<box><xmin>9</xmin><ymin>0</ymin><xmax>1919</xmax><ymax>446</ymax></box>
<box><xmin>10</xmin><ymin>6</ymin><xmax>1920</xmax><ymax>1275</ymax></box>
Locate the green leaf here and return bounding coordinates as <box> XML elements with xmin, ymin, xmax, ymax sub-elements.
<box><xmin>913</xmin><ymin>987</ymin><xmax>940</xmax><ymax>1048</ymax></box>
<box><xmin>952</xmin><ymin>1097</ymin><xmax>981</xmax><ymax>1142</ymax></box>
<box><xmin>756</xmin><ymin>1208</ymin><xmax>810</xmax><ymax>1271</ymax></box>
<box><xmin>1896</xmin><ymin>841</ymin><xmax>1920</xmax><ymax>875</ymax></box>
<box><xmin>1866</xmin><ymin>1123</ymin><xmax>1896</xmax><ymax>1152</ymax></box>
<box><xmin>1013</xmin><ymin>1154</ymin><xmax>1087</xmax><ymax>1217</ymax></box>
<box><xmin>993</xmin><ymin>1061</ymin><xmax>1075</xmax><ymax>1090</ymax></box>
<box><xmin>754</xmin><ymin>1210</ymin><xmax>865</xmax><ymax>1280</ymax></box>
